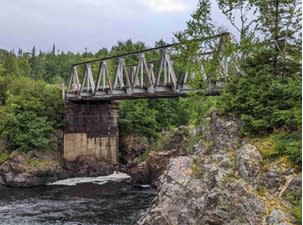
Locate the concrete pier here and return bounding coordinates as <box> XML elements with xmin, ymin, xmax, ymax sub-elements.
<box><xmin>64</xmin><ymin>100</ymin><xmax>119</xmax><ymax>163</ymax></box>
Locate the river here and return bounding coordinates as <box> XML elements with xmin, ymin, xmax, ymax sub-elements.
<box><xmin>0</xmin><ymin>174</ymin><xmax>156</xmax><ymax>225</ymax></box>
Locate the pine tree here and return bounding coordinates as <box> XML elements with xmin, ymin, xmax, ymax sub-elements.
<box><xmin>31</xmin><ymin>46</ymin><xmax>36</xmax><ymax>58</ymax></box>
<box><xmin>52</xmin><ymin>44</ymin><xmax>56</xmax><ymax>55</ymax></box>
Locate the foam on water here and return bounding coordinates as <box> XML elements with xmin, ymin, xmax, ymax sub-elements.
<box><xmin>48</xmin><ymin>172</ymin><xmax>131</xmax><ymax>186</ymax></box>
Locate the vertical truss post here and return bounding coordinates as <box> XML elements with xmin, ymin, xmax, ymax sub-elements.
<box><xmin>163</xmin><ymin>49</ymin><xmax>167</xmax><ymax>85</ymax></box>
<box><xmin>200</xmin><ymin>64</ymin><xmax>207</xmax><ymax>80</ymax></box>
<box><xmin>139</xmin><ymin>53</ymin><xmax>144</xmax><ymax>87</ymax></box>
<box><xmin>131</xmin><ymin>65</ymin><xmax>139</xmax><ymax>87</ymax></box>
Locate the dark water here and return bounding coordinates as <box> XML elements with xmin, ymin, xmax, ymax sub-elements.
<box><xmin>0</xmin><ymin>181</ymin><xmax>155</xmax><ymax>225</ymax></box>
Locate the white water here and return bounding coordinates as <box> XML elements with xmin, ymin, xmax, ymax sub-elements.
<box><xmin>48</xmin><ymin>172</ymin><xmax>131</xmax><ymax>186</ymax></box>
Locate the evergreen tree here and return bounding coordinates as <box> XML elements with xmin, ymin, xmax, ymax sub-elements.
<box><xmin>252</xmin><ymin>0</ymin><xmax>302</xmax><ymax>76</ymax></box>
<box><xmin>52</xmin><ymin>44</ymin><xmax>56</xmax><ymax>55</ymax></box>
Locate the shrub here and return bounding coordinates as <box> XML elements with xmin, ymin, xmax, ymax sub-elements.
<box><xmin>273</xmin><ymin>132</ymin><xmax>302</xmax><ymax>164</ymax></box>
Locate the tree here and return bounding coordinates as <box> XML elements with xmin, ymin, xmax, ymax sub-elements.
<box><xmin>52</xmin><ymin>44</ymin><xmax>56</xmax><ymax>55</ymax></box>
<box><xmin>252</xmin><ymin>0</ymin><xmax>302</xmax><ymax>76</ymax></box>
<box><xmin>0</xmin><ymin>77</ymin><xmax>63</xmax><ymax>152</ymax></box>
<box><xmin>217</xmin><ymin>0</ymin><xmax>258</xmax><ymax>63</ymax></box>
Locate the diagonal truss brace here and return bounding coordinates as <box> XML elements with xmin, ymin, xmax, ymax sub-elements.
<box><xmin>156</xmin><ymin>48</ymin><xmax>177</xmax><ymax>89</ymax></box>
<box><xmin>80</xmin><ymin>64</ymin><xmax>95</xmax><ymax>94</ymax></box>
<box><xmin>67</xmin><ymin>66</ymin><xmax>81</xmax><ymax>93</ymax></box>
<box><xmin>132</xmin><ymin>53</ymin><xmax>153</xmax><ymax>88</ymax></box>
<box><xmin>94</xmin><ymin>61</ymin><xmax>112</xmax><ymax>94</ymax></box>
<box><xmin>113</xmin><ymin>57</ymin><xmax>131</xmax><ymax>89</ymax></box>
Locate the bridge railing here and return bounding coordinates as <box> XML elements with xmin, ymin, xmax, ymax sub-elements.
<box><xmin>66</xmin><ymin>33</ymin><xmax>232</xmax><ymax>100</ymax></box>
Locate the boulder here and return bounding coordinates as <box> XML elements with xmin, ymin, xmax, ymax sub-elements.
<box><xmin>236</xmin><ymin>144</ymin><xmax>263</xmax><ymax>182</ymax></box>
<box><xmin>122</xmin><ymin>149</ymin><xmax>185</xmax><ymax>186</ymax></box>
<box><xmin>209</xmin><ymin>111</ymin><xmax>241</xmax><ymax>152</ymax></box>
<box><xmin>267</xmin><ymin>210</ymin><xmax>292</xmax><ymax>225</ymax></box>
<box><xmin>122</xmin><ymin>162</ymin><xmax>148</xmax><ymax>184</ymax></box>
<box><xmin>65</xmin><ymin>155</ymin><xmax>113</xmax><ymax>177</ymax></box>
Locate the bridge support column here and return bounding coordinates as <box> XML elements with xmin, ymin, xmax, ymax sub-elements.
<box><xmin>64</xmin><ymin>100</ymin><xmax>119</xmax><ymax>164</ymax></box>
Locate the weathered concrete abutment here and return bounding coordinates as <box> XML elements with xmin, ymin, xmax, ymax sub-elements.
<box><xmin>64</xmin><ymin>100</ymin><xmax>119</xmax><ymax>163</ymax></box>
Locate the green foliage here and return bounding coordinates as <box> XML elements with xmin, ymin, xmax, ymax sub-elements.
<box><xmin>0</xmin><ymin>152</ymin><xmax>9</xmax><ymax>164</ymax></box>
<box><xmin>220</xmin><ymin>71</ymin><xmax>301</xmax><ymax>136</ymax></box>
<box><xmin>186</xmin><ymin>134</ymin><xmax>202</xmax><ymax>154</ymax></box>
<box><xmin>286</xmin><ymin>192</ymin><xmax>302</xmax><ymax>223</ymax></box>
<box><xmin>119</xmin><ymin>100</ymin><xmax>158</xmax><ymax>139</ymax></box>
<box><xmin>251</xmin><ymin>132</ymin><xmax>301</xmax><ymax>165</ymax></box>
<box><xmin>119</xmin><ymin>98</ymin><xmax>189</xmax><ymax>139</ymax></box>
<box><xmin>192</xmin><ymin>163</ymin><xmax>202</xmax><ymax>179</ymax></box>
<box><xmin>0</xmin><ymin>77</ymin><xmax>63</xmax><ymax>152</ymax></box>
<box><xmin>292</xmin><ymin>198</ymin><xmax>302</xmax><ymax>223</ymax></box>
<box><xmin>180</xmin><ymin>95</ymin><xmax>217</xmax><ymax>126</ymax></box>
<box><xmin>136</xmin><ymin>127</ymin><xmax>176</xmax><ymax>163</ymax></box>
<box><xmin>273</xmin><ymin>132</ymin><xmax>301</xmax><ymax>164</ymax></box>
<box><xmin>219</xmin><ymin>51</ymin><xmax>301</xmax><ymax>165</ymax></box>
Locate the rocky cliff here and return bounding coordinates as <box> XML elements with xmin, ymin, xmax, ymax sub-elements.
<box><xmin>136</xmin><ymin>112</ymin><xmax>301</xmax><ymax>225</ymax></box>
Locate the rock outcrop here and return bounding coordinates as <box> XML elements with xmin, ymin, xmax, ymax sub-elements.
<box><xmin>0</xmin><ymin>150</ymin><xmax>113</xmax><ymax>187</ymax></box>
<box><xmin>121</xmin><ymin>126</ymin><xmax>194</xmax><ymax>186</ymax></box>
<box><xmin>137</xmin><ymin>112</ymin><xmax>300</xmax><ymax>225</ymax></box>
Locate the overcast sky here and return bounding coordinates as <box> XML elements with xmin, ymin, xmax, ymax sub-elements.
<box><xmin>0</xmin><ymin>0</ymin><xmax>232</xmax><ymax>53</ymax></box>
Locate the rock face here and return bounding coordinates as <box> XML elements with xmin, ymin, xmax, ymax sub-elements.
<box><xmin>0</xmin><ymin>150</ymin><xmax>113</xmax><ymax>187</ymax></box>
<box><xmin>236</xmin><ymin>144</ymin><xmax>263</xmax><ymax>182</ymax></box>
<box><xmin>119</xmin><ymin>134</ymin><xmax>149</xmax><ymax>164</ymax></box>
<box><xmin>137</xmin><ymin>113</ymin><xmax>299</xmax><ymax>225</ymax></box>
<box><xmin>121</xmin><ymin>127</ymin><xmax>193</xmax><ymax>186</ymax></box>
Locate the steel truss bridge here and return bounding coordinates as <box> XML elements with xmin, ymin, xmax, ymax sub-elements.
<box><xmin>66</xmin><ymin>33</ymin><xmax>235</xmax><ymax>101</ymax></box>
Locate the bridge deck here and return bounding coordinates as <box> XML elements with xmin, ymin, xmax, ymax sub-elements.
<box><xmin>66</xmin><ymin>88</ymin><xmax>222</xmax><ymax>101</ymax></box>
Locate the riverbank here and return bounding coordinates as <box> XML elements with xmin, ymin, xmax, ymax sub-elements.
<box><xmin>0</xmin><ymin>151</ymin><xmax>114</xmax><ymax>187</ymax></box>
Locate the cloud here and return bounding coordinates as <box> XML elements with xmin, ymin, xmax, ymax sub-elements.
<box><xmin>0</xmin><ymin>0</ymin><xmax>197</xmax><ymax>52</ymax></box>
<box><xmin>144</xmin><ymin>0</ymin><xmax>189</xmax><ymax>13</ymax></box>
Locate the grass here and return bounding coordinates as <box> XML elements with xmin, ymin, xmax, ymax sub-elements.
<box><xmin>286</xmin><ymin>192</ymin><xmax>302</xmax><ymax>223</ymax></box>
<box><xmin>256</xmin><ymin>184</ymin><xmax>266</xmax><ymax>197</ymax></box>
<box><xmin>28</xmin><ymin>158</ymin><xmax>56</xmax><ymax>169</ymax></box>
<box><xmin>0</xmin><ymin>152</ymin><xmax>9</xmax><ymax>164</ymax></box>
<box><xmin>248</xmin><ymin>132</ymin><xmax>301</xmax><ymax>167</ymax></box>
<box><xmin>292</xmin><ymin>197</ymin><xmax>302</xmax><ymax>223</ymax></box>
<box><xmin>191</xmin><ymin>162</ymin><xmax>202</xmax><ymax>179</ymax></box>
<box><xmin>186</xmin><ymin>135</ymin><xmax>202</xmax><ymax>153</ymax></box>
<box><xmin>249</xmin><ymin>136</ymin><xmax>276</xmax><ymax>158</ymax></box>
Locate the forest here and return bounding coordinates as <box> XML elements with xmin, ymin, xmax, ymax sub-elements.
<box><xmin>0</xmin><ymin>0</ymin><xmax>301</xmax><ymax>166</ymax></box>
